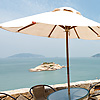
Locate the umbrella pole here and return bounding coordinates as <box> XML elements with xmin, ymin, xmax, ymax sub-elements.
<box><xmin>65</xmin><ymin>27</ymin><xmax>70</xmax><ymax>100</ymax></box>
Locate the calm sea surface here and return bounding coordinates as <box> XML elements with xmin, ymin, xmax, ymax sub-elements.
<box><xmin>0</xmin><ymin>57</ymin><xmax>100</xmax><ymax>91</ymax></box>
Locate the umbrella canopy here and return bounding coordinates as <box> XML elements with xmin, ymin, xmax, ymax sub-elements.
<box><xmin>0</xmin><ymin>7</ymin><xmax>100</xmax><ymax>40</ymax></box>
<box><xmin>0</xmin><ymin>7</ymin><xmax>100</xmax><ymax>98</ymax></box>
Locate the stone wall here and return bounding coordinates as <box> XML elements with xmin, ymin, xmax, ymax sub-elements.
<box><xmin>0</xmin><ymin>79</ymin><xmax>100</xmax><ymax>99</ymax></box>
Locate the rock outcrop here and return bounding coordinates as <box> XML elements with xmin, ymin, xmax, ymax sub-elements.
<box><xmin>29</xmin><ymin>62</ymin><xmax>66</xmax><ymax>72</ymax></box>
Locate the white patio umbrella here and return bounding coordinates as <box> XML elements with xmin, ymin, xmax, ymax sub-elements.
<box><xmin>0</xmin><ymin>7</ymin><xmax>100</xmax><ymax>98</ymax></box>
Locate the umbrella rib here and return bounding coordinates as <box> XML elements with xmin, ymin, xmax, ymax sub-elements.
<box><xmin>59</xmin><ymin>26</ymin><xmax>76</xmax><ymax>30</ymax></box>
<box><xmin>48</xmin><ymin>25</ymin><xmax>57</xmax><ymax>37</ymax></box>
<box><xmin>59</xmin><ymin>25</ymin><xmax>65</xmax><ymax>30</ymax></box>
<box><xmin>70</xmin><ymin>26</ymin><xmax>77</xmax><ymax>29</ymax></box>
<box><xmin>88</xmin><ymin>26</ymin><xmax>100</xmax><ymax>37</ymax></box>
<box><xmin>97</xmin><ymin>26</ymin><xmax>100</xmax><ymax>29</ymax></box>
<box><xmin>74</xmin><ymin>27</ymin><xmax>80</xmax><ymax>39</ymax></box>
<box><xmin>17</xmin><ymin>23</ymin><xmax>34</xmax><ymax>32</ymax></box>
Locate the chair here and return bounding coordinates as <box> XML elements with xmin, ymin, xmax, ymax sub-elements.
<box><xmin>88</xmin><ymin>82</ymin><xmax>100</xmax><ymax>100</ymax></box>
<box><xmin>0</xmin><ymin>92</ymin><xmax>16</xmax><ymax>100</ymax></box>
<box><xmin>29</xmin><ymin>85</ymin><xmax>56</xmax><ymax>100</ymax></box>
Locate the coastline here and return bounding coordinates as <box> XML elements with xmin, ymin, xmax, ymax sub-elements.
<box><xmin>1</xmin><ymin>79</ymin><xmax>100</xmax><ymax>95</ymax></box>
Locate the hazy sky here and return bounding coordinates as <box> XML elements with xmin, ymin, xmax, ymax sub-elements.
<box><xmin>0</xmin><ymin>0</ymin><xmax>100</xmax><ymax>58</ymax></box>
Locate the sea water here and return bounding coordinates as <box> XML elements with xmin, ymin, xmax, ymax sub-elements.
<box><xmin>0</xmin><ymin>57</ymin><xmax>100</xmax><ymax>91</ymax></box>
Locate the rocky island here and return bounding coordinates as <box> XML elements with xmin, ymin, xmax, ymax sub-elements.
<box><xmin>29</xmin><ymin>62</ymin><xmax>66</xmax><ymax>72</ymax></box>
<box><xmin>8</xmin><ymin>53</ymin><xmax>45</xmax><ymax>58</ymax></box>
<box><xmin>92</xmin><ymin>53</ymin><xmax>100</xmax><ymax>57</ymax></box>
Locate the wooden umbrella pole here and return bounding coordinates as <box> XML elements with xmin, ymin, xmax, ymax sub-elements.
<box><xmin>65</xmin><ymin>26</ymin><xmax>70</xmax><ymax>99</ymax></box>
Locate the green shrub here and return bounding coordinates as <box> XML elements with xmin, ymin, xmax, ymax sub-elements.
<box><xmin>50</xmin><ymin>65</ymin><xmax>53</xmax><ymax>67</ymax></box>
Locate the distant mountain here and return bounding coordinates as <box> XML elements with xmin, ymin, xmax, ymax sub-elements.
<box><xmin>92</xmin><ymin>53</ymin><xmax>100</xmax><ymax>57</ymax></box>
<box><xmin>8</xmin><ymin>53</ymin><xmax>45</xmax><ymax>58</ymax></box>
